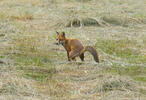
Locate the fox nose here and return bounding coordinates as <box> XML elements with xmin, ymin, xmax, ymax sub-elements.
<box><xmin>55</xmin><ymin>42</ymin><xmax>59</xmax><ymax>45</ymax></box>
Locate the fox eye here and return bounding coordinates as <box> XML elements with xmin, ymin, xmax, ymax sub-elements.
<box><xmin>56</xmin><ymin>39</ymin><xmax>58</xmax><ymax>40</ymax></box>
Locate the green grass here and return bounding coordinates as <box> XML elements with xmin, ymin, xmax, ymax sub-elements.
<box><xmin>0</xmin><ymin>12</ymin><xmax>6</xmax><ymax>20</ymax></box>
<box><xmin>12</xmin><ymin>51</ymin><xmax>57</xmax><ymax>82</ymax></box>
<box><xmin>0</xmin><ymin>55</ymin><xmax>4</xmax><ymax>58</ymax></box>
<box><xmin>102</xmin><ymin>65</ymin><xmax>146</xmax><ymax>82</ymax></box>
<box><xmin>15</xmin><ymin>54</ymin><xmax>50</xmax><ymax>67</ymax></box>
<box><xmin>1</xmin><ymin>0</ymin><xmax>146</xmax><ymax>99</ymax></box>
<box><xmin>17</xmin><ymin>62</ymin><xmax>56</xmax><ymax>82</ymax></box>
<box><xmin>140</xmin><ymin>88</ymin><xmax>146</xmax><ymax>95</ymax></box>
<box><xmin>9</xmin><ymin>30</ymin><xmax>65</xmax><ymax>83</ymax></box>
<box><xmin>24</xmin><ymin>70</ymin><xmax>51</xmax><ymax>82</ymax></box>
<box><xmin>133</xmin><ymin>76</ymin><xmax>146</xmax><ymax>82</ymax></box>
<box><xmin>95</xmin><ymin>39</ymin><xmax>146</xmax><ymax>63</ymax></box>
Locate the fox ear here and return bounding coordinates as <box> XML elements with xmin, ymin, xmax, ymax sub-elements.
<box><xmin>61</xmin><ymin>32</ymin><xmax>65</xmax><ymax>37</ymax></box>
<box><xmin>56</xmin><ymin>31</ymin><xmax>59</xmax><ymax>35</ymax></box>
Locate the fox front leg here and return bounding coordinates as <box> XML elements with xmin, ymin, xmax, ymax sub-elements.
<box><xmin>67</xmin><ymin>51</ymin><xmax>71</xmax><ymax>61</ymax></box>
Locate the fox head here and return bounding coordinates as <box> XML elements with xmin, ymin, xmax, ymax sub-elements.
<box><xmin>56</xmin><ymin>31</ymin><xmax>66</xmax><ymax>45</ymax></box>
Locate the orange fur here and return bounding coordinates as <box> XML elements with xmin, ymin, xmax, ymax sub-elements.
<box><xmin>56</xmin><ymin>32</ymin><xmax>99</xmax><ymax>63</ymax></box>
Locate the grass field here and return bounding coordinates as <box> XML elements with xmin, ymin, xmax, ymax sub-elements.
<box><xmin>0</xmin><ymin>0</ymin><xmax>146</xmax><ymax>100</ymax></box>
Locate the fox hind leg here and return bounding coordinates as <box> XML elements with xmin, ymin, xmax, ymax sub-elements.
<box><xmin>69</xmin><ymin>50</ymin><xmax>80</xmax><ymax>61</ymax></box>
<box><xmin>79</xmin><ymin>53</ymin><xmax>84</xmax><ymax>61</ymax></box>
<box><xmin>72</xmin><ymin>57</ymin><xmax>76</xmax><ymax>61</ymax></box>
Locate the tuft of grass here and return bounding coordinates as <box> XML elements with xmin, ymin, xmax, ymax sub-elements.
<box><xmin>98</xmin><ymin>79</ymin><xmax>132</xmax><ymax>92</ymax></box>
<box><xmin>0</xmin><ymin>56</ymin><xmax>4</xmax><ymax>58</ymax></box>
<box><xmin>0</xmin><ymin>12</ymin><xmax>7</xmax><ymax>20</ymax></box>
<box><xmin>82</xmin><ymin>18</ymin><xmax>100</xmax><ymax>26</ymax></box>
<box><xmin>102</xmin><ymin>15</ymin><xmax>126</xmax><ymax>26</ymax></box>
<box><xmin>0</xmin><ymin>34</ymin><xmax>5</xmax><ymax>37</ymax></box>
<box><xmin>140</xmin><ymin>88</ymin><xmax>146</xmax><ymax>95</ymax></box>
<box><xmin>133</xmin><ymin>76</ymin><xmax>146</xmax><ymax>82</ymax></box>
<box><xmin>132</xmin><ymin>13</ymin><xmax>146</xmax><ymax>23</ymax></box>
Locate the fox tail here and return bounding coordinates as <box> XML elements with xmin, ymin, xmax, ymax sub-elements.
<box><xmin>81</xmin><ymin>46</ymin><xmax>99</xmax><ymax>63</ymax></box>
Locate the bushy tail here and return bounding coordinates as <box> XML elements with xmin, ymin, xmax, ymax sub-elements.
<box><xmin>84</xmin><ymin>46</ymin><xmax>99</xmax><ymax>63</ymax></box>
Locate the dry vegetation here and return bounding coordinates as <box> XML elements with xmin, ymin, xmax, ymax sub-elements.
<box><xmin>0</xmin><ymin>0</ymin><xmax>146</xmax><ymax>100</ymax></box>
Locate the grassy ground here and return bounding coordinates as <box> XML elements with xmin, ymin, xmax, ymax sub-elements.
<box><xmin>0</xmin><ymin>0</ymin><xmax>146</xmax><ymax>100</ymax></box>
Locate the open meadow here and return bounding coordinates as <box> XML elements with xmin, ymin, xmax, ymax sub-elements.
<box><xmin>0</xmin><ymin>0</ymin><xmax>146</xmax><ymax>100</ymax></box>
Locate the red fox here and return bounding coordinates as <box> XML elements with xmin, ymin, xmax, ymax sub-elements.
<box><xmin>56</xmin><ymin>31</ymin><xmax>99</xmax><ymax>63</ymax></box>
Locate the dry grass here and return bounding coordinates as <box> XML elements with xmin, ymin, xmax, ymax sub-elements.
<box><xmin>0</xmin><ymin>0</ymin><xmax>146</xmax><ymax>100</ymax></box>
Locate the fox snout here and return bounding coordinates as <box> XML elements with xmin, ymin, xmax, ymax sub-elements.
<box><xmin>55</xmin><ymin>40</ymin><xmax>61</xmax><ymax>45</ymax></box>
<box><xmin>55</xmin><ymin>42</ymin><xmax>59</xmax><ymax>45</ymax></box>
<box><xmin>55</xmin><ymin>40</ymin><xmax>65</xmax><ymax>46</ymax></box>
<box><xmin>55</xmin><ymin>39</ymin><xmax>60</xmax><ymax>45</ymax></box>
